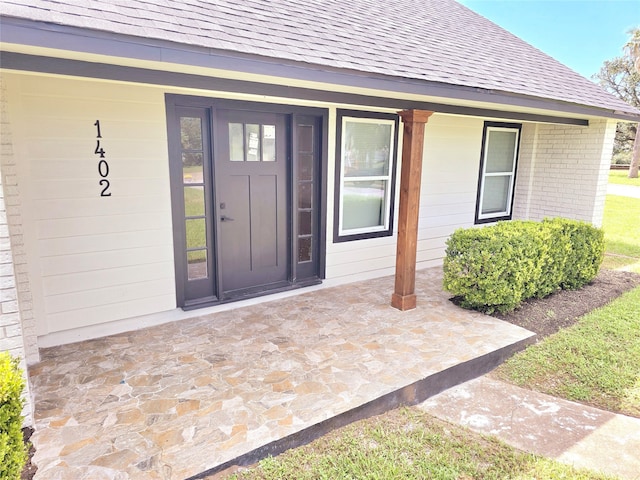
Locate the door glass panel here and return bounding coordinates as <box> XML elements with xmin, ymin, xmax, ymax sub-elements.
<box><xmin>298</xmin><ymin>183</ymin><xmax>312</xmax><ymax>209</ymax></box>
<box><xmin>298</xmin><ymin>125</ymin><xmax>313</xmax><ymax>153</ymax></box>
<box><xmin>182</xmin><ymin>153</ymin><xmax>203</xmax><ymax>183</ymax></box>
<box><xmin>185</xmin><ymin>218</ymin><xmax>207</xmax><ymax>249</ymax></box>
<box><xmin>229</xmin><ymin>123</ymin><xmax>244</xmax><ymax>162</ymax></box>
<box><xmin>342</xmin><ymin>180</ymin><xmax>385</xmax><ymax>230</ymax></box>
<box><xmin>299</xmin><ymin>153</ymin><xmax>313</xmax><ymax>181</ymax></box>
<box><xmin>180</xmin><ymin>117</ymin><xmax>203</xmax><ymax>150</ymax></box>
<box><xmin>262</xmin><ymin>125</ymin><xmax>276</xmax><ymax>162</ymax></box>
<box><xmin>298</xmin><ymin>237</ymin><xmax>312</xmax><ymax>263</ymax></box>
<box><xmin>184</xmin><ymin>186</ymin><xmax>205</xmax><ymax>217</ymax></box>
<box><xmin>187</xmin><ymin>250</ymin><xmax>207</xmax><ymax>280</ymax></box>
<box><xmin>298</xmin><ymin>211</ymin><xmax>312</xmax><ymax>236</ymax></box>
<box><xmin>246</xmin><ymin>124</ymin><xmax>260</xmax><ymax>162</ymax></box>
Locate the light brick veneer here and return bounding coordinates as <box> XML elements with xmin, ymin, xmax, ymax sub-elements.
<box><xmin>0</xmin><ymin>74</ymin><xmax>37</xmax><ymax>425</ymax></box>
<box><xmin>513</xmin><ymin>119</ymin><xmax>616</xmax><ymax>226</ymax></box>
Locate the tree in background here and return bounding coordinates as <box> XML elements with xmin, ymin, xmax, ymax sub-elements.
<box><xmin>626</xmin><ymin>28</ymin><xmax>640</xmax><ymax>178</ymax></box>
<box><xmin>594</xmin><ymin>28</ymin><xmax>640</xmax><ymax>178</ymax></box>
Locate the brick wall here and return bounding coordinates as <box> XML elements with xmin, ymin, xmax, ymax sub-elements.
<box><xmin>0</xmin><ymin>73</ymin><xmax>37</xmax><ymax>426</ymax></box>
<box><xmin>513</xmin><ymin>119</ymin><xmax>617</xmax><ymax>226</ymax></box>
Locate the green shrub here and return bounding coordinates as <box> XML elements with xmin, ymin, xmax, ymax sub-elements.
<box><xmin>443</xmin><ymin>218</ymin><xmax>604</xmax><ymax>313</ymax></box>
<box><xmin>0</xmin><ymin>352</ymin><xmax>27</xmax><ymax>480</ymax></box>
<box><xmin>544</xmin><ymin>218</ymin><xmax>605</xmax><ymax>290</ymax></box>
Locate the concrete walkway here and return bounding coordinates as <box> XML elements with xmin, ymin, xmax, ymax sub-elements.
<box><xmin>420</xmin><ymin>375</ymin><xmax>640</xmax><ymax>480</ymax></box>
<box><xmin>608</xmin><ymin>183</ymin><xmax>640</xmax><ymax>198</ymax></box>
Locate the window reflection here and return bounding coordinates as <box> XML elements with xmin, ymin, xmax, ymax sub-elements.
<box><xmin>229</xmin><ymin>123</ymin><xmax>244</xmax><ymax>162</ymax></box>
<box><xmin>246</xmin><ymin>124</ymin><xmax>260</xmax><ymax>162</ymax></box>
<box><xmin>187</xmin><ymin>250</ymin><xmax>207</xmax><ymax>280</ymax></box>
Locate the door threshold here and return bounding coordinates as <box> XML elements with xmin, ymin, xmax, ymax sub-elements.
<box><xmin>181</xmin><ymin>278</ymin><xmax>322</xmax><ymax>311</ymax></box>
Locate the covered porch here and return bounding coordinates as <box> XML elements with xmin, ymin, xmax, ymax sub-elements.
<box><xmin>28</xmin><ymin>267</ymin><xmax>534</xmax><ymax>480</ymax></box>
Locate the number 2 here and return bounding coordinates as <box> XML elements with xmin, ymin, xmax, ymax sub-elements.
<box><xmin>100</xmin><ymin>179</ymin><xmax>111</xmax><ymax>196</ymax></box>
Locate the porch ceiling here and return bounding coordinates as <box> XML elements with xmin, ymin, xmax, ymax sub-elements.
<box><xmin>28</xmin><ymin>267</ymin><xmax>534</xmax><ymax>479</ymax></box>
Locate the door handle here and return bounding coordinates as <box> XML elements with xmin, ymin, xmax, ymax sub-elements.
<box><xmin>220</xmin><ymin>215</ymin><xmax>234</xmax><ymax>222</ymax></box>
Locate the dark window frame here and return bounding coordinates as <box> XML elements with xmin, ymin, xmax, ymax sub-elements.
<box><xmin>334</xmin><ymin>109</ymin><xmax>400</xmax><ymax>243</ymax></box>
<box><xmin>475</xmin><ymin>121</ymin><xmax>522</xmax><ymax>224</ymax></box>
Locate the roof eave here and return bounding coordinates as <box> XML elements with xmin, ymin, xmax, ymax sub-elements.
<box><xmin>2</xmin><ymin>16</ymin><xmax>639</xmax><ymax>123</ymax></box>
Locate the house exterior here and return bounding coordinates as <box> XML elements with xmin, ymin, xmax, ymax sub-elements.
<box><xmin>1</xmin><ymin>0</ymin><xmax>639</xmax><ymax>423</ymax></box>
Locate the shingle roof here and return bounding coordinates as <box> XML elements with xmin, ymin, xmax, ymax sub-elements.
<box><xmin>1</xmin><ymin>0</ymin><xmax>637</xmax><ymax>116</ymax></box>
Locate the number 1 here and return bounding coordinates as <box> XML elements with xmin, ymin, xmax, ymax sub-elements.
<box><xmin>94</xmin><ymin>120</ymin><xmax>102</xmax><ymax>138</ymax></box>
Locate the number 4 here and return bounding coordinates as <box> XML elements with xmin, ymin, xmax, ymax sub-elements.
<box><xmin>95</xmin><ymin>140</ymin><xmax>106</xmax><ymax>158</ymax></box>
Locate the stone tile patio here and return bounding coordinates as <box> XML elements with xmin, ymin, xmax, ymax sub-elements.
<box><xmin>28</xmin><ymin>267</ymin><xmax>534</xmax><ymax>480</ymax></box>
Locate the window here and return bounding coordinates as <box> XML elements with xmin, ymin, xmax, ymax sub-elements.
<box><xmin>334</xmin><ymin>110</ymin><xmax>399</xmax><ymax>242</ymax></box>
<box><xmin>475</xmin><ymin>122</ymin><xmax>521</xmax><ymax>223</ymax></box>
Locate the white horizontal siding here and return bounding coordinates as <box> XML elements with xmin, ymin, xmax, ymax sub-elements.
<box><xmin>45</xmin><ymin>294</ymin><xmax>175</xmax><ymax>332</ymax></box>
<box><xmin>10</xmin><ymin>74</ymin><xmax>176</xmax><ymax>336</ymax></box>
<box><xmin>325</xmin><ymin>113</ymin><xmax>484</xmax><ymax>283</ymax></box>
<box><xmin>44</xmin><ymin>278</ymin><xmax>175</xmax><ymax>314</ymax></box>
<box><xmin>8</xmin><ymin>72</ymin><xmax>495</xmax><ymax>342</ymax></box>
<box><xmin>42</xmin><ymin>262</ymin><xmax>174</xmax><ymax>296</ymax></box>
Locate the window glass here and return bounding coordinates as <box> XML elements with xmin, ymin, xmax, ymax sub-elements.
<box><xmin>486</xmin><ymin>130</ymin><xmax>517</xmax><ymax>173</ymax></box>
<box><xmin>342</xmin><ymin>180</ymin><xmax>385</xmax><ymax>230</ymax></box>
<box><xmin>187</xmin><ymin>250</ymin><xmax>207</xmax><ymax>280</ymax></box>
<box><xmin>298</xmin><ymin>211</ymin><xmax>312</xmax><ymax>236</ymax></box>
<box><xmin>298</xmin><ymin>237</ymin><xmax>312</xmax><ymax>263</ymax></box>
<box><xmin>229</xmin><ymin>123</ymin><xmax>244</xmax><ymax>162</ymax></box>
<box><xmin>299</xmin><ymin>153</ymin><xmax>313</xmax><ymax>181</ymax></box>
<box><xmin>297</xmin><ymin>125</ymin><xmax>313</xmax><ymax>153</ymax></box>
<box><xmin>476</xmin><ymin>124</ymin><xmax>521</xmax><ymax>223</ymax></box>
<box><xmin>481</xmin><ymin>176</ymin><xmax>510</xmax><ymax>214</ymax></box>
<box><xmin>184</xmin><ymin>186</ymin><xmax>205</xmax><ymax>217</ymax></box>
<box><xmin>336</xmin><ymin>113</ymin><xmax>397</xmax><ymax>240</ymax></box>
<box><xmin>262</xmin><ymin>125</ymin><xmax>276</xmax><ymax>162</ymax></box>
<box><xmin>343</xmin><ymin>121</ymin><xmax>391</xmax><ymax>177</ymax></box>
<box><xmin>180</xmin><ymin>117</ymin><xmax>202</xmax><ymax>150</ymax></box>
<box><xmin>185</xmin><ymin>219</ymin><xmax>206</xmax><ymax>249</ymax></box>
<box><xmin>246</xmin><ymin>124</ymin><xmax>260</xmax><ymax>162</ymax></box>
<box><xmin>182</xmin><ymin>153</ymin><xmax>203</xmax><ymax>183</ymax></box>
<box><xmin>298</xmin><ymin>183</ymin><xmax>312</xmax><ymax>209</ymax></box>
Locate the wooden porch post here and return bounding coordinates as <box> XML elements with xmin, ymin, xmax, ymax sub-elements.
<box><xmin>391</xmin><ymin>109</ymin><xmax>433</xmax><ymax>311</ymax></box>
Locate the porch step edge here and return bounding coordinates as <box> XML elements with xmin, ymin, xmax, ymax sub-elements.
<box><xmin>187</xmin><ymin>331</ymin><xmax>536</xmax><ymax>479</ymax></box>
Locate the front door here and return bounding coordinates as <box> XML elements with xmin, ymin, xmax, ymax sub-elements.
<box><xmin>215</xmin><ymin>109</ymin><xmax>288</xmax><ymax>297</ymax></box>
<box><xmin>167</xmin><ymin>96</ymin><xmax>325</xmax><ymax>309</ymax></box>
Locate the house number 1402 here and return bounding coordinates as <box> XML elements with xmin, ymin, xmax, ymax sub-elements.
<box><xmin>94</xmin><ymin>120</ymin><xmax>111</xmax><ymax>197</ymax></box>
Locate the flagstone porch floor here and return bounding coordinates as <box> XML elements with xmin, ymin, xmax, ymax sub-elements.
<box><xmin>29</xmin><ymin>267</ymin><xmax>535</xmax><ymax>480</ymax></box>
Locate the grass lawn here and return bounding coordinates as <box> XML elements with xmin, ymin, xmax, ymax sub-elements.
<box><xmin>220</xmin><ymin>179</ymin><xmax>639</xmax><ymax>480</ymax></box>
<box><xmin>495</xmin><ymin>286</ymin><xmax>640</xmax><ymax>418</ymax></box>
<box><xmin>496</xmin><ymin>190</ymin><xmax>640</xmax><ymax>415</ymax></box>
<box><xmin>230</xmin><ymin>408</ymin><xmax>613</xmax><ymax>480</ymax></box>
<box><xmin>601</xmin><ymin>194</ymin><xmax>640</xmax><ymax>273</ymax></box>
<box><xmin>609</xmin><ymin>169</ymin><xmax>640</xmax><ymax>186</ymax></box>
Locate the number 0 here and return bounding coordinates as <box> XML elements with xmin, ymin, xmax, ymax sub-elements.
<box><xmin>98</xmin><ymin>159</ymin><xmax>109</xmax><ymax>177</ymax></box>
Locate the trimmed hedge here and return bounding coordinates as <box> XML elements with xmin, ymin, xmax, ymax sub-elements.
<box><xmin>0</xmin><ymin>352</ymin><xmax>27</xmax><ymax>480</ymax></box>
<box><xmin>443</xmin><ymin>218</ymin><xmax>604</xmax><ymax>313</ymax></box>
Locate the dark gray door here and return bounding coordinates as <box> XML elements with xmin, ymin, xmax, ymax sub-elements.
<box><xmin>215</xmin><ymin>109</ymin><xmax>289</xmax><ymax>296</ymax></box>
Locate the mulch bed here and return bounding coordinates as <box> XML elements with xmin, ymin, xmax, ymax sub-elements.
<box><xmin>493</xmin><ymin>269</ymin><xmax>640</xmax><ymax>340</ymax></box>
